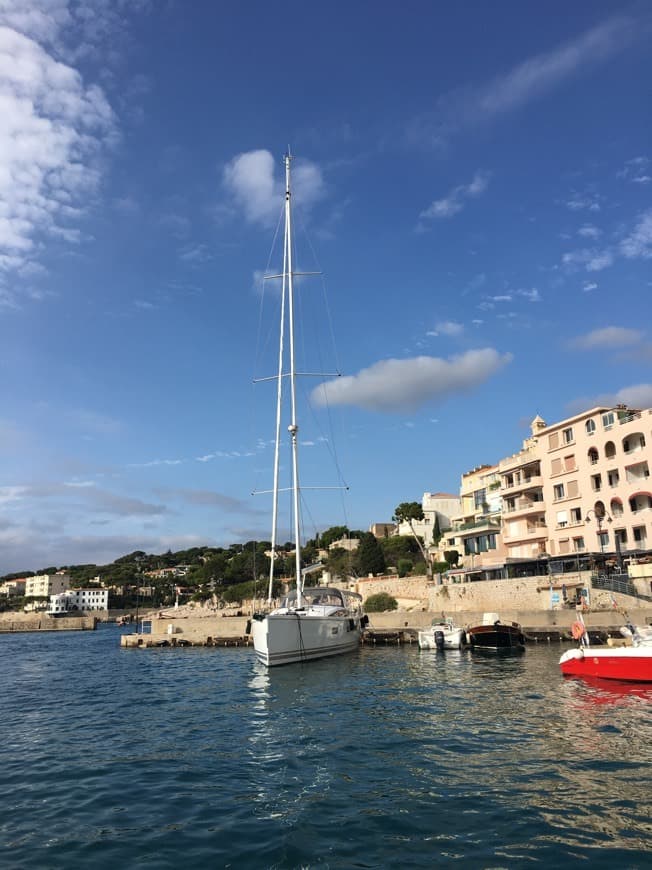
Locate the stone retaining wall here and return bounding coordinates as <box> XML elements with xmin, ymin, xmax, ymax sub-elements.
<box><xmin>355</xmin><ymin>571</ymin><xmax>643</xmax><ymax>614</ymax></box>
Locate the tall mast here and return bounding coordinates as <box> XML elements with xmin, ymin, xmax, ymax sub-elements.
<box><xmin>285</xmin><ymin>152</ymin><xmax>303</xmax><ymax>607</ymax></box>
<box><xmin>266</xmin><ymin>171</ymin><xmax>289</xmax><ymax>604</ymax></box>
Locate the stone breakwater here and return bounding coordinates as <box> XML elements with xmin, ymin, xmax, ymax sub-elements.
<box><xmin>0</xmin><ymin>613</ymin><xmax>98</xmax><ymax>633</ymax></box>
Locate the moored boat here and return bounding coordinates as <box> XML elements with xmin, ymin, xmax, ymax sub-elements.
<box><xmin>252</xmin><ymin>587</ymin><xmax>366</xmax><ymax>667</ymax></box>
<box><xmin>468</xmin><ymin>612</ymin><xmax>525</xmax><ymax>652</ymax></box>
<box><xmin>250</xmin><ymin>152</ymin><xmax>366</xmax><ymax>667</ymax></box>
<box><xmin>418</xmin><ymin>617</ymin><xmax>467</xmax><ymax>651</ymax></box>
<box><xmin>560</xmin><ymin>620</ymin><xmax>652</xmax><ymax>683</ymax></box>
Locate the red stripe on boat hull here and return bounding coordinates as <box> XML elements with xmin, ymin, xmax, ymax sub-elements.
<box><xmin>560</xmin><ymin>649</ymin><xmax>652</xmax><ymax>682</ymax></box>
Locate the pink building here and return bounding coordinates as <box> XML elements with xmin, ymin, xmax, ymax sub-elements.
<box><xmin>501</xmin><ymin>406</ymin><xmax>651</xmax><ymax>564</ymax></box>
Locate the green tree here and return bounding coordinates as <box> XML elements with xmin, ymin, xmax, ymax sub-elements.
<box><xmin>325</xmin><ymin>546</ymin><xmax>353</xmax><ymax>580</ymax></box>
<box><xmin>392</xmin><ymin>501</ymin><xmax>424</xmax><ymax>526</ymax></box>
<box><xmin>355</xmin><ymin>533</ymin><xmax>386</xmax><ymax>576</ymax></box>
<box><xmin>364</xmin><ymin>592</ymin><xmax>398</xmax><ymax>612</ymax></box>
<box><xmin>392</xmin><ymin>500</ymin><xmax>431</xmax><ymax>576</ymax></box>
<box><xmin>432</xmin><ymin>514</ymin><xmax>442</xmax><ymax>546</ymax></box>
<box><xmin>444</xmin><ymin>550</ymin><xmax>460</xmax><ymax>567</ymax></box>
<box><xmin>316</xmin><ymin>526</ymin><xmax>350</xmax><ymax>549</ymax></box>
<box><xmin>397</xmin><ymin>558</ymin><xmax>413</xmax><ymax>577</ymax></box>
<box><xmin>379</xmin><ymin>535</ymin><xmax>420</xmax><ymax>564</ymax></box>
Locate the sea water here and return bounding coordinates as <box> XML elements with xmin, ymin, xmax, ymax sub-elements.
<box><xmin>1</xmin><ymin>624</ymin><xmax>650</xmax><ymax>868</ymax></box>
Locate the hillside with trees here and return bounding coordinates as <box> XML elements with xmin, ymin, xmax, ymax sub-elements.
<box><xmin>1</xmin><ymin>512</ymin><xmax>450</xmax><ymax>610</ymax></box>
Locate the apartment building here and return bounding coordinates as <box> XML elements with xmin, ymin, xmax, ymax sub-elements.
<box><xmin>48</xmin><ymin>588</ymin><xmax>109</xmax><ymax>614</ymax></box>
<box><xmin>0</xmin><ymin>578</ymin><xmax>27</xmax><ymax>597</ymax></box>
<box><xmin>538</xmin><ymin>405</ymin><xmax>651</xmax><ymax>560</ymax></box>
<box><xmin>394</xmin><ymin>491</ymin><xmax>461</xmax><ymax>544</ymax></box>
<box><xmin>498</xmin><ymin>405</ymin><xmax>652</xmax><ymax>564</ymax></box>
<box><xmin>25</xmin><ymin>572</ymin><xmax>70</xmax><ymax>598</ymax></box>
<box><xmin>500</xmin><ymin>416</ymin><xmax>547</xmax><ymax>561</ymax></box>
<box><xmin>447</xmin><ymin>465</ymin><xmax>506</xmax><ymax>570</ymax></box>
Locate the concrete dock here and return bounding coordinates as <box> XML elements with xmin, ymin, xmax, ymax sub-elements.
<box><xmin>119</xmin><ymin>608</ymin><xmax>651</xmax><ymax>649</ymax></box>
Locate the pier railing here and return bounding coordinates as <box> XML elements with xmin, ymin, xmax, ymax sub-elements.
<box><xmin>591</xmin><ymin>573</ymin><xmax>652</xmax><ymax>602</ymax></box>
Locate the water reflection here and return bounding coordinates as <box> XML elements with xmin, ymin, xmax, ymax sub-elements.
<box><xmin>2</xmin><ymin>632</ymin><xmax>650</xmax><ymax>867</ymax></box>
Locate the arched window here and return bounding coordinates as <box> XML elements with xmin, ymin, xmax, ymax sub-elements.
<box><xmin>604</xmin><ymin>441</ymin><xmax>616</xmax><ymax>459</ymax></box>
<box><xmin>588</xmin><ymin>447</ymin><xmax>599</xmax><ymax>465</ymax></box>
<box><xmin>610</xmin><ymin>498</ymin><xmax>623</xmax><ymax>518</ymax></box>
<box><xmin>585</xmin><ymin>418</ymin><xmax>596</xmax><ymax>435</ymax></box>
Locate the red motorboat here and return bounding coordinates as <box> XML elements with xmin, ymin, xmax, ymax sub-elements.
<box><xmin>560</xmin><ymin>621</ymin><xmax>652</xmax><ymax>683</ymax></box>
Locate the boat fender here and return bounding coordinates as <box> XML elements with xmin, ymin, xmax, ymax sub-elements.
<box><xmin>348</xmin><ymin>619</ymin><xmax>356</xmax><ymax>631</ymax></box>
<box><xmin>571</xmin><ymin>621</ymin><xmax>586</xmax><ymax>641</ymax></box>
<box><xmin>434</xmin><ymin>630</ymin><xmax>445</xmax><ymax>651</ymax></box>
<box><xmin>361</xmin><ymin>614</ymin><xmax>369</xmax><ymax>628</ymax></box>
<box><xmin>245</xmin><ymin>619</ymin><xmax>252</xmax><ymax>635</ymax></box>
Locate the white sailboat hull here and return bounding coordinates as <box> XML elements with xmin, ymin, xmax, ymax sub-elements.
<box><xmin>252</xmin><ymin>612</ymin><xmax>363</xmax><ymax>667</ymax></box>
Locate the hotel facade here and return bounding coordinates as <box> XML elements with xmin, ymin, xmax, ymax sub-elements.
<box><xmin>442</xmin><ymin>405</ymin><xmax>651</xmax><ymax>575</ymax></box>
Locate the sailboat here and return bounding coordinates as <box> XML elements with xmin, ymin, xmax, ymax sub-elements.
<box><xmin>250</xmin><ymin>153</ymin><xmax>367</xmax><ymax>667</ymax></box>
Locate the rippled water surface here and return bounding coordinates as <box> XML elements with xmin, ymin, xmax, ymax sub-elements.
<box><xmin>1</xmin><ymin>625</ymin><xmax>651</xmax><ymax>868</ymax></box>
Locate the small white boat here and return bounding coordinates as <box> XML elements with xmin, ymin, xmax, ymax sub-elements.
<box><xmin>250</xmin><ymin>152</ymin><xmax>366</xmax><ymax>667</ymax></box>
<box><xmin>418</xmin><ymin>617</ymin><xmax>467</xmax><ymax>651</ymax></box>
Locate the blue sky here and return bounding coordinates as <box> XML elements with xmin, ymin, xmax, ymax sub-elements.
<box><xmin>1</xmin><ymin>1</ymin><xmax>651</xmax><ymax>573</ymax></box>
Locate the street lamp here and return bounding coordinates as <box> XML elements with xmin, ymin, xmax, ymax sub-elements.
<box><xmin>585</xmin><ymin>508</ymin><xmax>612</xmax><ymax>554</ymax></box>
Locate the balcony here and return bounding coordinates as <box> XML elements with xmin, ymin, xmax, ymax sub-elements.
<box><xmin>503</xmin><ymin>499</ymin><xmax>546</xmax><ymax>517</ymax></box>
<box><xmin>502</xmin><ymin>524</ymin><xmax>548</xmax><ymax>544</ymax></box>
<box><xmin>501</xmin><ymin>474</ymin><xmax>543</xmax><ymax>494</ymax></box>
<box><xmin>454</xmin><ymin>518</ymin><xmax>501</xmax><ymax>533</ymax></box>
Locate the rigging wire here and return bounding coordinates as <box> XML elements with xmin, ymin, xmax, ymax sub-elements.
<box><xmin>250</xmin><ymin>205</ymin><xmax>285</xmax><ymax>506</ymax></box>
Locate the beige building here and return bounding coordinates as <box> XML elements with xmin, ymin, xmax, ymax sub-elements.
<box><xmin>500</xmin><ymin>416</ymin><xmax>548</xmax><ymax>561</ymax></box>
<box><xmin>537</xmin><ymin>405</ymin><xmax>650</xmax><ymax>560</ymax></box>
<box><xmin>446</xmin><ymin>465</ymin><xmax>506</xmax><ymax>571</ymax></box>
<box><xmin>368</xmin><ymin>523</ymin><xmax>396</xmax><ymax>539</ymax></box>
<box><xmin>0</xmin><ymin>578</ymin><xmax>27</xmax><ymax>597</ymax></box>
<box><xmin>395</xmin><ymin>491</ymin><xmax>461</xmax><ymax>545</ymax></box>
<box><xmin>499</xmin><ymin>405</ymin><xmax>651</xmax><ymax>564</ymax></box>
<box><xmin>25</xmin><ymin>572</ymin><xmax>70</xmax><ymax>598</ymax></box>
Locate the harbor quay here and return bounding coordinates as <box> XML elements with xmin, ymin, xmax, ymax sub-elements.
<box><xmin>119</xmin><ymin>607</ymin><xmax>652</xmax><ymax>649</ymax></box>
<box><xmin>119</xmin><ymin>568</ymin><xmax>652</xmax><ymax>648</ymax></box>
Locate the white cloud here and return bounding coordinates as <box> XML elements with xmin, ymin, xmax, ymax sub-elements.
<box><xmin>6</xmin><ymin>481</ymin><xmax>167</xmax><ymax>516</ymax></box>
<box><xmin>0</xmin><ymin>14</ymin><xmax>116</xmax><ymax>289</ymax></box>
<box><xmin>179</xmin><ymin>243</ymin><xmax>212</xmax><ymax>264</ymax></box>
<box><xmin>473</xmin><ymin>16</ymin><xmax>637</xmax><ymax>117</ymax></box>
<box><xmin>583</xmin><ymin>281</ymin><xmax>598</xmax><ymax>292</ymax></box>
<box><xmin>517</xmin><ymin>288</ymin><xmax>541</xmax><ymax>302</ymax></box>
<box><xmin>568</xmin><ymin>383</ymin><xmax>652</xmax><ymax>415</ymax></box>
<box><xmin>585</xmin><ymin>250</ymin><xmax>614</xmax><ymax>271</ymax></box>
<box><xmin>129</xmin><ymin>458</ymin><xmax>184</xmax><ymax>468</ymax></box>
<box><xmin>311</xmin><ymin>348</ymin><xmax>512</xmax><ymax>412</ymax></box>
<box><xmin>620</xmin><ymin>209</ymin><xmax>652</xmax><ymax>259</ymax></box>
<box><xmin>431</xmin><ymin>320</ymin><xmax>464</xmax><ymax>337</ymax></box>
<box><xmin>578</xmin><ymin>224</ymin><xmax>602</xmax><ymax>238</ymax></box>
<box><xmin>420</xmin><ymin>171</ymin><xmax>491</xmax><ymax>220</ymax></box>
<box><xmin>570</xmin><ymin>326</ymin><xmax>643</xmax><ymax>350</ymax></box>
<box><xmin>565</xmin><ymin>192</ymin><xmax>601</xmax><ymax>212</ymax></box>
<box><xmin>223</xmin><ymin>149</ymin><xmax>325</xmax><ymax>228</ymax></box>
<box><xmin>562</xmin><ymin>247</ymin><xmax>613</xmax><ymax>272</ymax></box>
<box><xmin>154</xmin><ymin>487</ymin><xmax>257</xmax><ymax>513</ymax></box>
<box><xmin>407</xmin><ymin>14</ymin><xmax>642</xmax><ymax>146</ymax></box>
<box><xmin>617</xmin><ymin>156</ymin><xmax>651</xmax><ymax>184</ymax></box>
